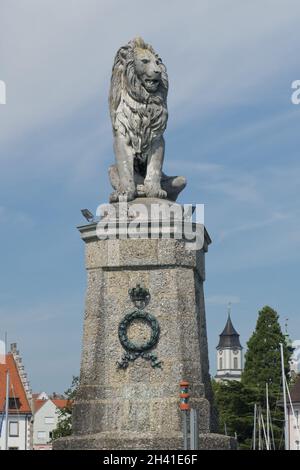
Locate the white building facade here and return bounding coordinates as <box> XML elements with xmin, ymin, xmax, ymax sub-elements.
<box><xmin>33</xmin><ymin>394</ymin><xmax>67</xmax><ymax>450</ymax></box>
<box><xmin>0</xmin><ymin>415</ymin><xmax>31</xmax><ymax>451</ymax></box>
<box><xmin>0</xmin><ymin>344</ymin><xmax>33</xmax><ymax>450</ymax></box>
<box><xmin>288</xmin><ymin>375</ymin><xmax>300</xmax><ymax>450</ymax></box>
<box><xmin>290</xmin><ymin>341</ymin><xmax>300</xmax><ymax>376</ymax></box>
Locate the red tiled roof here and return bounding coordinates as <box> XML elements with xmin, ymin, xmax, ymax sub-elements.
<box><xmin>32</xmin><ymin>397</ymin><xmax>69</xmax><ymax>414</ymax></box>
<box><xmin>51</xmin><ymin>399</ymin><xmax>68</xmax><ymax>409</ymax></box>
<box><xmin>33</xmin><ymin>398</ymin><xmax>47</xmax><ymax>413</ymax></box>
<box><xmin>0</xmin><ymin>354</ymin><xmax>31</xmax><ymax>414</ymax></box>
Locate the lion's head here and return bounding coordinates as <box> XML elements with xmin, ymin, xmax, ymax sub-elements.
<box><xmin>109</xmin><ymin>37</ymin><xmax>168</xmax><ymax>130</ymax></box>
<box><xmin>132</xmin><ymin>41</ymin><xmax>164</xmax><ymax>93</ymax></box>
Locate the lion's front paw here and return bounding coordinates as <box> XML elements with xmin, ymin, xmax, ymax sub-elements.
<box><xmin>144</xmin><ymin>183</ymin><xmax>167</xmax><ymax>199</ymax></box>
<box><xmin>157</xmin><ymin>188</ymin><xmax>167</xmax><ymax>199</ymax></box>
<box><xmin>109</xmin><ymin>191</ymin><xmax>119</xmax><ymax>203</ymax></box>
<box><xmin>110</xmin><ymin>188</ymin><xmax>136</xmax><ymax>202</ymax></box>
<box><xmin>120</xmin><ymin>189</ymin><xmax>136</xmax><ymax>202</ymax></box>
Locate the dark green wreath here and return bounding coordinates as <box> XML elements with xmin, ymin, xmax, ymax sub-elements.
<box><xmin>117</xmin><ymin>310</ymin><xmax>161</xmax><ymax>369</ymax></box>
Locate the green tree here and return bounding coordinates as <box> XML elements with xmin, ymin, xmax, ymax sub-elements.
<box><xmin>212</xmin><ymin>306</ymin><xmax>292</xmax><ymax>449</ymax></box>
<box><xmin>242</xmin><ymin>306</ymin><xmax>291</xmax><ymax>395</ymax></box>
<box><xmin>241</xmin><ymin>306</ymin><xmax>292</xmax><ymax>449</ymax></box>
<box><xmin>51</xmin><ymin>376</ymin><xmax>79</xmax><ymax>440</ymax></box>
<box><xmin>212</xmin><ymin>379</ymin><xmax>258</xmax><ymax>449</ymax></box>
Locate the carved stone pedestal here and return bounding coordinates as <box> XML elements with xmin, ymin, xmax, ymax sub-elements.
<box><xmin>54</xmin><ymin>211</ymin><xmax>235</xmax><ymax>450</ymax></box>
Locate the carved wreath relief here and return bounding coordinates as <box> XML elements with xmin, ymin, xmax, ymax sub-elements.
<box><xmin>117</xmin><ymin>284</ymin><xmax>162</xmax><ymax>369</ymax></box>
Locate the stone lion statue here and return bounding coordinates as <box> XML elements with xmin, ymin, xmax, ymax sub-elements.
<box><xmin>108</xmin><ymin>37</ymin><xmax>186</xmax><ymax>202</ymax></box>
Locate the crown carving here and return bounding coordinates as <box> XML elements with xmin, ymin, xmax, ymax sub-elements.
<box><xmin>129</xmin><ymin>284</ymin><xmax>150</xmax><ymax>309</ymax></box>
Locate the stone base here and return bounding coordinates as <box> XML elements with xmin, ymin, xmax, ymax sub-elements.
<box><xmin>198</xmin><ymin>434</ymin><xmax>237</xmax><ymax>450</ymax></box>
<box><xmin>53</xmin><ymin>220</ymin><xmax>235</xmax><ymax>451</ymax></box>
<box><xmin>53</xmin><ymin>432</ymin><xmax>236</xmax><ymax>450</ymax></box>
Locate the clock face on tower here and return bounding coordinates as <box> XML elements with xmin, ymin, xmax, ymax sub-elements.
<box><xmin>233</xmin><ymin>349</ymin><xmax>239</xmax><ymax>355</ymax></box>
<box><xmin>219</xmin><ymin>350</ymin><xmax>223</xmax><ymax>355</ymax></box>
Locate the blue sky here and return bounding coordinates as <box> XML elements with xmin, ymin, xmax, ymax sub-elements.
<box><xmin>1</xmin><ymin>0</ymin><xmax>300</xmax><ymax>392</ymax></box>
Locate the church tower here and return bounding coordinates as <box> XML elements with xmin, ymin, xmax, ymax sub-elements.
<box><xmin>215</xmin><ymin>305</ymin><xmax>243</xmax><ymax>382</ymax></box>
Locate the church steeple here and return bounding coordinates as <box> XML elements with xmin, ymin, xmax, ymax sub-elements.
<box><xmin>217</xmin><ymin>311</ymin><xmax>242</xmax><ymax>349</ymax></box>
<box><xmin>215</xmin><ymin>304</ymin><xmax>243</xmax><ymax>382</ymax></box>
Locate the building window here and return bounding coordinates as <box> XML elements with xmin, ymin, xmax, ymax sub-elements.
<box><xmin>37</xmin><ymin>431</ymin><xmax>47</xmax><ymax>440</ymax></box>
<box><xmin>9</xmin><ymin>421</ymin><xmax>19</xmax><ymax>437</ymax></box>
<box><xmin>233</xmin><ymin>357</ymin><xmax>238</xmax><ymax>370</ymax></box>
<box><xmin>8</xmin><ymin>397</ymin><xmax>20</xmax><ymax>409</ymax></box>
<box><xmin>219</xmin><ymin>358</ymin><xmax>223</xmax><ymax>370</ymax></box>
<box><xmin>8</xmin><ymin>447</ymin><xmax>19</xmax><ymax>450</ymax></box>
<box><xmin>44</xmin><ymin>416</ymin><xmax>55</xmax><ymax>425</ymax></box>
<box><xmin>296</xmin><ymin>440</ymin><xmax>300</xmax><ymax>450</ymax></box>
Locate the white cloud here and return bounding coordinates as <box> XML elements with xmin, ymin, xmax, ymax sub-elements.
<box><xmin>218</xmin><ymin>211</ymin><xmax>290</xmax><ymax>242</ymax></box>
<box><xmin>175</xmin><ymin>155</ymin><xmax>300</xmax><ymax>270</ymax></box>
<box><xmin>1</xmin><ymin>0</ymin><xmax>300</xmax><ymax>149</ymax></box>
<box><xmin>198</xmin><ymin>109</ymin><xmax>300</xmax><ymax>159</ymax></box>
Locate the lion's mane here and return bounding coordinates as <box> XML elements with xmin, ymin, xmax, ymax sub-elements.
<box><xmin>109</xmin><ymin>37</ymin><xmax>168</xmax><ymax>156</ymax></box>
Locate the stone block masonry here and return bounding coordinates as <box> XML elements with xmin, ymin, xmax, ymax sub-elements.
<box><xmin>53</xmin><ymin>220</ymin><xmax>235</xmax><ymax>450</ymax></box>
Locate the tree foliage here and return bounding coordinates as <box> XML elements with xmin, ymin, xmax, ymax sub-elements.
<box><xmin>242</xmin><ymin>306</ymin><xmax>291</xmax><ymax>395</ymax></box>
<box><xmin>51</xmin><ymin>376</ymin><xmax>79</xmax><ymax>441</ymax></box>
<box><xmin>212</xmin><ymin>379</ymin><xmax>257</xmax><ymax>449</ymax></box>
<box><xmin>212</xmin><ymin>306</ymin><xmax>293</xmax><ymax>449</ymax></box>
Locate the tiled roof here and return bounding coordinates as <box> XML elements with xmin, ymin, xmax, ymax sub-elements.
<box><xmin>0</xmin><ymin>354</ymin><xmax>31</xmax><ymax>414</ymax></box>
<box><xmin>33</xmin><ymin>398</ymin><xmax>47</xmax><ymax>413</ymax></box>
<box><xmin>33</xmin><ymin>397</ymin><xmax>69</xmax><ymax>414</ymax></box>
<box><xmin>51</xmin><ymin>399</ymin><xmax>68</xmax><ymax>409</ymax></box>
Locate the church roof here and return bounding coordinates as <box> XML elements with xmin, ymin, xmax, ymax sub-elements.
<box><xmin>217</xmin><ymin>315</ymin><xmax>242</xmax><ymax>349</ymax></box>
